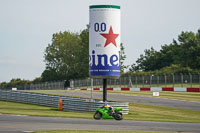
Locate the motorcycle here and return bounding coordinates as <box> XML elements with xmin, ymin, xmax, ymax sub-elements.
<box><xmin>93</xmin><ymin>105</ymin><xmax>124</xmax><ymax>120</ymax></box>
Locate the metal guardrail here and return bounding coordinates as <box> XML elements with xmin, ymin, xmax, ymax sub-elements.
<box><xmin>0</xmin><ymin>90</ymin><xmax>129</xmax><ymax>114</ymax></box>
<box><xmin>62</xmin><ymin>99</ymin><xmax>129</xmax><ymax>114</ymax></box>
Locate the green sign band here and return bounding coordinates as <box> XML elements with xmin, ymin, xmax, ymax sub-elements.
<box><xmin>90</xmin><ymin>5</ymin><xmax>120</xmax><ymax>9</ymax></box>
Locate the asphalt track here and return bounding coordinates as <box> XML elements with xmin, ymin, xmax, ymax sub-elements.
<box><xmin>28</xmin><ymin>90</ymin><xmax>200</xmax><ymax>111</ymax></box>
<box><xmin>0</xmin><ymin>114</ymin><xmax>200</xmax><ymax>133</ymax></box>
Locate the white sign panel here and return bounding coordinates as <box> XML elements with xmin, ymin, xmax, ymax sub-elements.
<box><xmin>89</xmin><ymin>5</ymin><xmax>121</xmax><ymax>79</ymax></box>
<box><xmin>153</xmin><ymin>92</ymin><xmax>160</xmax><ymax>97</ymax></box>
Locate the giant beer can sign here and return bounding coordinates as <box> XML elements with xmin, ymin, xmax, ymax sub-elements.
<box><xmin>89</xmin><ymin>5</ymin><xmax>121</xmax><ymax>78</ymax></box>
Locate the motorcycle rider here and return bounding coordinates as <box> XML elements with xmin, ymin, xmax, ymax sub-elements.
<box><xmin>104</xmin><ymin>104</ymin><xmax>114</xmax><ymax>115</ymax></box>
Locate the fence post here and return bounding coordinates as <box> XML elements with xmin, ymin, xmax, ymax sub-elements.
<box><xmin>119</xmin><ymin>77</ymin><xmax>121</xmax><ymax>88</ymax></box>
<box><xmin>180</xmin><ymin>73</ymin><xmax>183</xmax><ymax>88</ymax></box>
<box><xmin>157</xmin><ymin>75</ymin><xmax>159</xmax><ymax>85</ymax></box>
<box><xmin>39</xmin><ymin>83</ymin><xmax>41</xmax><ymax>90</ymax></box>
<box><xmin>199</xmin><ymin>73</ymin><xmax>200</xmax><ymax>88</ymax></box>
<box><xmin>136</xmin><ymin>76</ymin><xmax>138</xmax><ymax>88</ymax></box>
<box><xmin>91</xmin><ymin>78</ymin><xmax>93</xmax><ymax>99</ymax></box>
<box><xmin>62</xmin><ymin>81</ymin><xmax>64</xmax><ymax>90</ymax></box>
<box><xmin>115</xmin><ymin>79</ymin><xmax>118</xmax><ymax>88</ymax></box>
<box><xmin>86</xmin><ymin>79</ymin><xmax>88</xmax><ymax>89</ymax></box>
<box><xmin>142</xmin><ymin>76</ymin><xmax>144</xmax><ymax>88</ymax></box>
<box><xmin>110</xmin><ymin>79</ymin><xmax>112</xmax><ymax>88</ymax></box>
<box><xmin>128</xmin><ymin>76</ymin><xmax>133</xmax><ymax>88</ymax></box>
<box><xmin>164</xmin><ymin>74</ymin><xmax>167</xmax><ymax>87</ymax></box>
<box><xmin>172</xmin><ymin>74</ymin><xmax>175</xmax><ymax>88</ymax></box>
<box><xmin>150</xmin><ymin>75</ymin><xmax>152</xmax><ymax>88</ymax></box>
<box><xmin>189</xmin><ymin>73</ymin><xmax>192</xmax><ymax>88</ymax></box>
<box><xmin>95</xmin><ymin>79</ymin><xmax>97</xmax><ymax>88</ymax></box>
<box><xmin>124</xmin><ymin>77</ymin><xmax>126</xmax><ymax>88</ymax></box>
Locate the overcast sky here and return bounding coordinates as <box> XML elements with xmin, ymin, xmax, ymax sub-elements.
<box><xmin>0</xmin><ymin>0</ymin><xmax>200</xmax><ymax>82</ymax></box>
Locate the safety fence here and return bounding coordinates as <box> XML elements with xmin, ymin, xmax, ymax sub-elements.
<box><xmin>0</xmin><ymin>90</ymin><xmax>129</xmax><ymax>114</ymax></box>
<box><xmin>71</xmin><ymin>73</ymin><xmax>200</xmax><ymax>89</ymax></box>
<box><xmin>0</xmin><ymin>81</ymin><xmax>65</xmax><ymax>90</ymax></box>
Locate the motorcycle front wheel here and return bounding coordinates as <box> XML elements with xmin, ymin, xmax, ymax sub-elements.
<box><xmin>114</xmin><ymin>112</ymin><xmax>123</xmax><ymax>120</ymax></box>
<box><xmin>93</xmin><ymin>112</ymin><xmax>102</xmax><ymax>120</ymax></box>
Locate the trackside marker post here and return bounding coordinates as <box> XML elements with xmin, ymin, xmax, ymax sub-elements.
<box><xmin>59</xmin><ymin>98</ymin><xmax>63</xmax><ymax>111</ymax></box>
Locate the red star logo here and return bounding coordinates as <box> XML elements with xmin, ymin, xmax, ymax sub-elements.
<box><xmin>100</xmin><ymin>26</ymin><xmax>119</xmax><ymax>47</ymax></box>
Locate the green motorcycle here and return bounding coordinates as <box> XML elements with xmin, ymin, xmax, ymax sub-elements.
<box><xmin>93</xmin><ymin>105</ymin><xmax>124</xmax><ymax>120</ymax></box>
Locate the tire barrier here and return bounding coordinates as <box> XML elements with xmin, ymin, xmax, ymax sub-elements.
<box><xmin>0</xmin><ymin>90</ymin><xmax>129</xmax><ymax>114</ymax></box>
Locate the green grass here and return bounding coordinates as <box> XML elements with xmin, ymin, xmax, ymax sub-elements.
<box><xmin>0</xmin><ymin>101</ymin><xmax>93</xmax><ymax>118</ymax></box>
<box><xmin>128</xmin><ymin>103</ymin><xmax>200</xmax><ymax>123</ymax></box>
<box><xmin>33</xmin><ymin>129</ymin><xmax>183</xmax><ymax>133</ymax></box>
<box><xmin>68</xmin><ymin>90</ymin><xmax>200</xmax><ymax>102</ymax></box>
<box><xmin>0</xmin><ymin>101</ymin><xmax>200</xmax><ymax>123</ymax></box>
<box><xmin>108</xmin><ymin>91</ymin><xmax>200</xmax><ymax>102</ymax></box>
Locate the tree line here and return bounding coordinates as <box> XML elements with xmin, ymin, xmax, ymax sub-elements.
<box><xmin>0</xmin><ymin>78</ymin><xmax>42</xmax><ymax>89</ymax></box>
<box><xmin>1</xmin><ymin>29</ymin><xmax>200</xmax><ymax>88</ymax></box>
<box><xmin>42</xmin><ymin>29</ymin><xmax>126</xmax><ymax>86</ymax></box>
<box><xmin>128</xmin><ymin>29</ymin><xmax>200</xmax><ymax>76</ymax></box>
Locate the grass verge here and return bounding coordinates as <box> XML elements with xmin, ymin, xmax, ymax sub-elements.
<box><xmin>33</xmin><ymin>129</ymin><xmax>183</xmax><ymax>133</ymax></box>
<box><xmin>0</xmin><ymin>101</ymin><xmax>200</xmax><ymax>123</ymax></box>
<box><xmin>128</xmin><ymin>103</ymin><xmax>200</xmax><ymax>122</ymax></box>
<box><xmin>0</xmin><ymin>101</ymin><xmax>93</xmax><ymax>118</ymax></box>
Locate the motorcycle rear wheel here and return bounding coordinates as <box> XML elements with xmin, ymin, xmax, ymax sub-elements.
<box><xmin>93</xmin><ymin>112</ymin><xmax>102</xmax><ymax>120</ymax></box>
<box><xmin>114</xmin><ymin>112</ymin><xmax>123</xmax><ymax>120</ymax></box>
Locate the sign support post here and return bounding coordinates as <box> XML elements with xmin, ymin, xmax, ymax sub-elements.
<box><xmin>103</xmin><ymin>79</ymin><xmax>107</xmax><ymax>102</ymax></box>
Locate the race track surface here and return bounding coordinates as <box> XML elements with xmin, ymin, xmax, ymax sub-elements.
<box><xmin>27</xmin><ymin>90</ymin><xmax>200</xmax><ymax>111</ymax></box>
<box><xmin>0</xmin><ymin>115</ymin><xmax>200</xmax><ymax>133</ymax></box>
